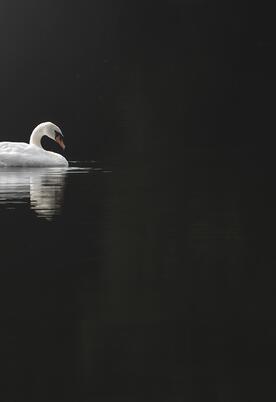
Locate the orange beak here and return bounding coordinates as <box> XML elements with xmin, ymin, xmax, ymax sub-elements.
<box><xmin>55</xmin><ymin>133</ymin><xmax>66</xmax><ymax>150</ymax></box>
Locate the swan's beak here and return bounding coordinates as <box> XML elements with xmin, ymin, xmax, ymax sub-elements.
<box><xmin>55</xmin><ymin>133</ymin><xmax>66</xmax><ymax>150</ymax></box>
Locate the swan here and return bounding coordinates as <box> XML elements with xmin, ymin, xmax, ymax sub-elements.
<box><xmin>0</xmin><ymin>122</ymin><xmax>68</xmax><ymax>167</ymax></box>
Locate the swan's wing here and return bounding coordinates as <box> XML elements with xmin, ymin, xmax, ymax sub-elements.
<box><xmin>0</xmin><ymin>142</ymin><xmax>30</xmax><ymax>152</ymax></box>
<box><xmin>0</xmin><ymin>142</ymin><xmax>31</xmax><ymax>166</ymax></box>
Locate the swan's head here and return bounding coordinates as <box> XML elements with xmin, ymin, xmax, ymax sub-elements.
<box><xmin>44</xmin><ymin>122</ymin><xmax>65</xmax><ymax>150</ymax></box>
<box><xmin>31</xmin><ymin>122</ymin><xmax>66</xmax><ymax>150</ymax></box>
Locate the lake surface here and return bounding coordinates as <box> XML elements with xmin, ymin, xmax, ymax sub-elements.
<box><xmin>0</xmin><ymin>150</ymin><xmax>275</xmax><ymax>401</ymax></box>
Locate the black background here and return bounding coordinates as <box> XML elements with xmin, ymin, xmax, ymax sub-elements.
<box><xmin>1</xmin><ymin>1</ymin><xmax>275</xmax><ymax>161</ymax></box>
<box><xmin>1</xmin><ymin>1</ymin><xmax>276</xmax><ymax>401</ymax></box>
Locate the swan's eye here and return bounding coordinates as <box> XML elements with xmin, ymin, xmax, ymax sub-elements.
<box><xmin>55</xmin><ymin>131</ymin><xmax>63</xmax><ymax>140</ymax></box>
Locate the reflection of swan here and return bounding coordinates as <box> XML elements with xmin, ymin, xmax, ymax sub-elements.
<box><xmin>0</xmin><ymin>122</ymin><xmax>68</xmax><ymax>167</ymax></box>
<box><xmin>0</xmin><ymin>168</ymin><xmax>66</xmax><ymax>219</ymax></box>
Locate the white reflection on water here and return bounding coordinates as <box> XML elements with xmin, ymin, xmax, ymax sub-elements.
<box><xmin>0</xmin><ymin>168</ymin><xmax>67</xmax><ymax>219</ymax></box>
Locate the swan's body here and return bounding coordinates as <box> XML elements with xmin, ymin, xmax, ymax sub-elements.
<box><xmin>0</xmin><ymin>122</ymin><xmax>68</xmax><ymax>167</ymax></box>
<box><xmin>0</xmin><ymin>142</ymin><xmax>67</xmax><ymax>167</ymax></box>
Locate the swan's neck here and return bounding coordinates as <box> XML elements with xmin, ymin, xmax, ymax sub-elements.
<box><xmin>30</xmin><ymin>128</ymin><xmax>44</xmax><ymax>148</ymax></box>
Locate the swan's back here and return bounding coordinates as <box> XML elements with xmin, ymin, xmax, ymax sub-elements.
<box><xmin>0</xmin><ymin>142</ymin><xmax>68</xmax><ymax>167</ymax></box>
<box><xmin>0</xmin><ymin>142</ymin><xmax>29</xmax><ymax>152</ymax></box>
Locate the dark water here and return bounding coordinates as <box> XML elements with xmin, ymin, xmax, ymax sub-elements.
<box><xmin>0</xmin><ymin>150</ymin><xmax>275</xmax><ymax>401</ymax></box>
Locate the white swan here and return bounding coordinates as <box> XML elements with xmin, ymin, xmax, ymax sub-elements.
<box><xmin>0</xmin><ymin>122</ymin><xmax>68</xmax><ymax>167</ymax></box>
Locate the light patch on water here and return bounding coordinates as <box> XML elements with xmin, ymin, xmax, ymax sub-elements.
<box><xmin>0</xmin><ymin>164</ymin><xmax>111</xmax><ymax>220</ymax></box>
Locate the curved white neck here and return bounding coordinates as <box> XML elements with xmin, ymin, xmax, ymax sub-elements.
<box><xmin>30</xmin><ymin>127</ymin><xmax>44</xmax><ymax>148</ymax></box>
